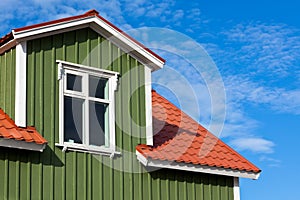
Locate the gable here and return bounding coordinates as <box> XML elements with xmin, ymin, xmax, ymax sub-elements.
<box><xmin>0</xmin><ymin>10</ymin><xmax>165</xmax><ymax>71</ymax></box>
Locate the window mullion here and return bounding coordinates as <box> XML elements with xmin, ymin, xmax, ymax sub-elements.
<box><xmin>88</xmin><ymin>96</ymin><xmax>110</xmax><ymax>104</ymax></box>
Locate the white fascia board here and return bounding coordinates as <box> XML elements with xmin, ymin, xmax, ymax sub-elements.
<box><xmin>12</xmin><ymin>16</ymin><xmax>165</xmax><ymax>70</ymax></box>
<box><xmin>136</xmin><ymin>151</ymin><xmax>260</xmax><ymax>180</ymax></box>
<box><xmin>0</xmin><ymin>39</ymin><xmax>17</xmax><ymax>55</ymax></box>
<box><xmin>12</xmin><ymin>17</ymin><xmax>94</xmax><ymax>40</ymax></box>
<box><xmin>0</xmin><ymin>138</ymin><xmax>46</xmax><ymax>152</ymax></box>
<box><xmin>90</xmin><ymin>19</ymin><xmax>165</xmax><ymax>71</ymax></box>
<box><xmin>15</xmin><ymin>41</ymin><xmax>27</xmax><ymax>127</ymax></box>
<box><xmin>144</xmin><ymin>66</ymin><xmax>153</xmax><ymax>146</ymax></box>
<box><xmin>136</xmin><ymin>150</ymin><xmax>149</xmax><ymax>166</ymax></box>
<box><xmin>234</xmin><ymin>177</ymin><xmax>240</xmax><ymax>200</ymax></box>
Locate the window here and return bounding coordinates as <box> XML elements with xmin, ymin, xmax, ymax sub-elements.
<box><xmin>56</xmin><ymin>60</ymin><xmax>119</xmax><ymax>156</ymax></box>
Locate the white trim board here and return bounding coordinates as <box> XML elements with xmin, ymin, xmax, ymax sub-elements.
<box><xmin>57</xmin><ymin>60</ymin><xmax>119</xmax><ymax>76</ymax></box>
<box><xmin>15</xmin><ymin>41</ymin><xmax>27</xmax><ymax>127</ymax></box>
<box><xmin>136</xmin><ymin>150</ymin><xmax>261</xmax><ymax>179</ymax></box>
<box><xmin>12</xmin><ymin>16</ymin><xmax>165</xmax><ymax>71</ymax></box>
<box><xmin>234</xmin><ymin>177</ymin><xmax>240</xmax><ymax>200</ymax></box>
<box><xmin>0</xmin><ymin>138</ymin><xmax>46</xmax><ymax>152</ymax></box>
<box><xmin>144</xmin><ymin>66</ymin><xmax>153</xmax><ymax>146</ymax></box>
<box><xmin>55</xmin><ymin>143</ymin><xmax>121</xmax><ymax>158</ymax></box>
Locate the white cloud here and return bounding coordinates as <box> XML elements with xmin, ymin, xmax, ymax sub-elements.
<box><xmin>259</xmin><ymin>156</ymin><xmax>281</xmax><ymax>167</ymax></box>
<box><xmin>224</xmin><ymin>75</ymin><xmax>300</xmax><ymax>115</ymax></box>
<box><xmin>230</xmin><ymin>137</ymin><xmax>275</xmax><ymax>154</ymax></box>
<box><xmin>0</xmin><ymin>0</ymin><xmax>133</xmax><ymax>36</ymax></box>
<box><xmin>222</xmin><ymin>23</ymin><xmax>300</xmax><ymax>77</ymax></box>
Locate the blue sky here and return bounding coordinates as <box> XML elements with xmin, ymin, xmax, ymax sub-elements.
<box><xmin>1</xmin><ymin>0</ymin><xmax>299</xmax><ymax>199</ymax></box>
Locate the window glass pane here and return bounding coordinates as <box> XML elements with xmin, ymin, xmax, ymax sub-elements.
<box><xmin>89</xmin><ymin>75</ymin><xmax>108</xmax><ymax>99</ymax></box>
<box><xmin>67</xmin><ymin>74</ymin><xmax>82</xmax><ymax>92</ymax></box>
<box><xmin>64</xmin><ymin>96</ymin><xmax>84</xmax><ymax>144</ymax></box>
<box><xmin>89</xmin><ymin>101</ymin><xmax>109</xmax><ymax>147</ymax></box>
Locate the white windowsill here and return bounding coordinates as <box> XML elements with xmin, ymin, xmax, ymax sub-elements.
<box><xmin>55</xmin><ymin>143</ymin><xmax>121</xmax><ymax>158</ymax></box>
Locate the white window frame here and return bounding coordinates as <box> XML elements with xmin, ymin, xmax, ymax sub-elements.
<box><xmin>55</xmin><ymin>60</ymin><xmax>120</xmax><ymax>157</ymax></box>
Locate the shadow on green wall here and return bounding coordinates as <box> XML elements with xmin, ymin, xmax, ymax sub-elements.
<box><xmin>0</xmin><ymin>146</ymin><xmax>64</xmax><ymax>167</ymax></box>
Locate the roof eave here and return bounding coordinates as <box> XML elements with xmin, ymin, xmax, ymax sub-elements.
<box><xmin>0</xmin><ymin>138</ymin><xmax>47</xmax><ymax>152</ymax></box>
<box><xmin>136</xmin><ymin>150</ymin><xmax>261</xmax><ymax>180</ymax></box>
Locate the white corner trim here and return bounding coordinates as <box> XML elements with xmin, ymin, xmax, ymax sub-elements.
<box><xmin>15</xmin><ymin>41</ymin><xmax>27</xmax><ymax>127</ymax></box>
<box><xmin>234</xmin><ymin>177</ymin><xmax>240</xmax><ymax>200</ymax></box>
<box><xmin>0</xmin><ymin>138</ymin><xmax>46</xmax><ymax>152</ymax></box>
<box><xmin>136</xmin><ymin>151</ymin><xmax>261</xmax><ymax>179</ymax></box>
<box><xmin>144</xmin><ymin>67</ymin><xmax>153</xmax><ymax>146</ymax></box>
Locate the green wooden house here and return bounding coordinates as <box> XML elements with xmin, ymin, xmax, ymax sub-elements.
<box><xmin>0</xmin><ymin>10</ymin><xmax>261</xmax><ymax>200</ymax></box>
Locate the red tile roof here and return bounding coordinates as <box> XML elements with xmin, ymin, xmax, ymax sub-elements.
<box><xmin>0</xmin><ymin>108</ymin><xmax>47</xmax><ymax>145</ymax></box>
<box><xmin>136</xmin><ymin>90</ymin><xmax>261</xmax><ymax>173</ymax></box>
<box><xmin>0</xmin><ymin>32</ymin><xmax>13</xmax><ymax>47</ymax></box>
<box><xmin>0</xmin><ymin>9</ymin><xmax>165</xmax><ymax>63</ymax></box>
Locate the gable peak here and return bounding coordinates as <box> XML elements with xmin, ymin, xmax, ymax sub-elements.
<box><xmin>85</xmin><ymin>9</ymin><xmax>99</xmax><ymax>16</ymax></box>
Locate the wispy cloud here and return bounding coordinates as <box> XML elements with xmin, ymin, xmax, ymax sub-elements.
<box><xmin>224</xmin><ymin>75</ymin><xmax>300</xmax><ymax>115</ymax></box>
<box><xmin>221</xmin><ymin>23</ymin><xmax>300</xmax><ymax>78</ymax></box>
<box><xmin>259</xmin><ymin>156</ymin><xmax>281</xmax><ymax>168</ymax></box>
<box><xmin>230</xmin><ymin>137</ymin><xmax>275</xmax><ymax>154</ymax></box>
<box><xmin>0</xmin><ymin>0</ymin><xmax>133</xmax><ymax>36</ymax></box>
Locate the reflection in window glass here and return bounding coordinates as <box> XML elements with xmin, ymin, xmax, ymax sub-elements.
<box><xmin>89</xmin><ymin>101</ymin><xmax>109</xmax><ymax>147</ymax></box>
<box><xmin>64</xmin><ymin>96</ymin><xmax>84</xmax><ymax>144</ymax></box>
<box><xmin>67</xmin><ymin>74</ymin><xmax>82</xmax><ymax>92</ymax></box>
<box><xmin>89</xmin><ymin>75</ymin><xmax>108</xmax><ymax>99</ymax></box>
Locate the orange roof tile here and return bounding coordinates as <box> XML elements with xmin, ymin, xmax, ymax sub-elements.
<box><xmin>0</xmin><ymin>108</ymin><xmax>47</xmax><ymax>145</ymax></box>
<box><xmin>136</xmin><ymin>90</ymin><xmax>261</xmax><ymax>173</ymax></box>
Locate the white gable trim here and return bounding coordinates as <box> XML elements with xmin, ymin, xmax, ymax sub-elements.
<box><xmin>234</xmin><ymin>177</ymin><xmax>240</xmax><ymax>200</ymax></box>
<box><xmin>12</xmin><ymin>18</ymin><xmax>92</xmax><ymax>42</ymax></box>
<box><xmin>12</xmin><ymin>16</ymin><xmax>165</xmax><ymax>71</ymax></box>
<box><xmin>136</xmin><ymin>150</ymin><xmax>260</xmax><ymax>179</ymax></box>
<box><xmin>15</xmin><ymin>41</ymin><xmax>27</xmax><ymax>127</ymax></box>
<box><xmin>144</xmin><ymin>66</ymin><xmax>153</xmax><ymax>146</ymax></box>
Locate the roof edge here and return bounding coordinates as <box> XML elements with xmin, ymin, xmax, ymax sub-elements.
<box><xmin>0</xmin><ymin>138</ymin><xmax>47</xmax><ymax>152</ymax></box>
<box><xmin>3</xmin><ymin>9</ymin><xmax>165</xmax><ymax>67</ymax></box>
<box><xmin>136</xmin><ymin>150</ymin><xmax>261</xmax><ymax>180</ymax></box>
<box><xmin>0</xmin><ymin>32</ymin><xmax>14</xmax><ymax>50</ymax></box>
<box><xmin>150</xmin><ymin>90</ymin><xmax>261</xmax><ymax>172</ymax></box>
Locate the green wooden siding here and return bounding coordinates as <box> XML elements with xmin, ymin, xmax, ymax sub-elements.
<box><xmin>0</xmin><ymin>28</ymin><xmax>234</xmax><ymax>200</ymax></box>
<box><xmin>0</xmin><ymin>48</ymin><xmax>16</xmax><ymax>120</ymax></box>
